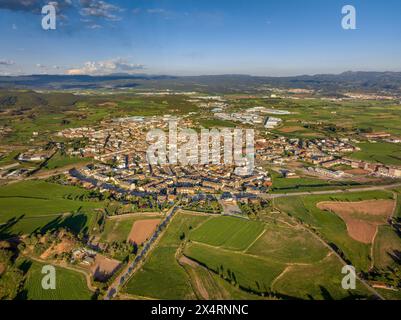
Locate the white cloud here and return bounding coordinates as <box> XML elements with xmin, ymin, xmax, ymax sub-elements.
<box><xmin>66</xmin><ymin>58</ymin><xmax>145</xmax><ymax>75</ymax></box>
<box><xmin>0</xmin><ymin>59</ymin><xmax>15</xmax><ymax>66</ymax></box>
<box><xmin>79</xmin><ymin>0</ymin><xmax>122</xmax><ymax>21</ymax></box>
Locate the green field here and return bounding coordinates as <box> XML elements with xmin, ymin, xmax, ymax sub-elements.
<box><xmin>185</xmin><ymin>242</ymin><xmax>285</xmax><ymax>295</ymax></box>
<box><xmin>394</xmin><ymin>190</ymin><xmax>401</xmax><ymax>219</ymax></box>
<box><xmin>197</xmin><ymin>119</ymin><xmax>237</xmax><ymax>128</ymax></box>
<box><xmin>275</xmin><ymin>191</ymin><xmax>394</xmax><ymax>271</ymax></box>
<box><xmin>272</xmin><ymin>253</ymin><xmax>372</xmax><ymax>300</ymax></box>
<box><xmin>373</xmin><ymin>225</ymin><xmax>401</xmax><ymax>269</ymax></box>
<box><xmin>183</xmin><ymin>215</ymin><xmax>367</xmax><ymax>299</ymax></box>
<box><xmin>180</xmin><ymin>255</ymin><xmax>265</xmax><ymax>300</ymax></box>
<box><xmin>19</xmin><ymin>260</ymin><xmax>92</xmax><ymax>300</ymax></box>
<box><xmin>43</xmin><ymin>153</ymin><xmax>92</xmax><ymax>170</ymax></box>
<box><xmin>189</xmin><ymin>216</ymin><xmax>265</xmax><ymax>251</ymax></box>
<box><xmin>0</xmin><ymin>151</ymin><xmax>19</xmax><ymax>167</ymax></box>
<box><xmin>0</xmin><ymin>180</ymin><xmax>107</xmax><ymax>237</ymax></box>
<box><xmin>350</xmin><ymin>142</ymin><xmax>401</xmax><ymax>166</ymax></box>
<box><xmin>247</xmin><ymin>223</ymin><xmax>328</xmax><ymax>264</ymax></box>
<box><xmin>270</xmin><ymin>172</ymin><xmax>359</xmax><ymax>193</ymax></box>
<box><xmin>124</xmin><ymin>212</ymin><xmax>208</xmax><ymax>299</ymax></box>
<box><xmin>101</xmin><ymin>214</ymin><xmax>163</xmax><ymax>243</ymax></box>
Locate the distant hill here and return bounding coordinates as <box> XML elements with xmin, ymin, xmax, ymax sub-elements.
<box><xmin>0</xmin><ymin>90</ymin><xmax>79</xmax><ymax>110</ymax></box>
<box><xmin>0</xmin><ymin>72</ymin><xmax>400</xmax><ymax>94</ymax></box>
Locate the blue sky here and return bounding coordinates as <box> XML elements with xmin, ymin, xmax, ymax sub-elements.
<box><xmin>0</xmin><ymin>0</ymin><xmax>400</xmax><ymax>76</ymax></box>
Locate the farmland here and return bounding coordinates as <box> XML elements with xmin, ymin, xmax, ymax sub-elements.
<box><xmin>101</xmin><ymin>214</ymin><xmax>163</xmax><ymax>243</ymax></box>
<box><xmin>275</xmin><ymin>190</ymin><xmax>394</xmax><ymax>271</ymax></box>
<box><xmin>123</xmin><ymin>212</ymin><xmax>208</xmax><ymax>299</ymax></box>
<box><xmin>189</xmin><ymin>216</ymin><xmax>265</xmax><ymax>251</ymax></box>
<box><xmin>123</xmin><ymin>211</ymin><xmax>373</xmax><ymax>300</ymax></box>
<box><xmin>269</xmin><ymin>171</ymin><xmax>359</xmax><ymax>193</ymax></box>
<box><xmin>0</xmin><ymin>180</ymin><xmax>108</xmax><ymax>237</ymax></box>
<box><xmin>373</xmin><ymin>225</ymin><xmax>401</xmax><ymax>269</ymax></box>
<box><xmin>184</xmin><ymin>242</ymin><xmax>285</xmax><ymax>295</ymax></box>
<box><xmin>246</xmin><ymin>223</ymin><xmax>328</xmax><ymax>264</ymax></box>
<box><xmin>350</xmin><ymin>142</ymin><xmax>401</xmax><ymax>166</ymax></box>
<box><xmin>271</xmin><ymin>253</ymin><xmax>371</xmax><ymax>300</ymax></box>
<box><xmin>20</xmin><ymin>260</ymin><xmax>92</xmax><ymax>300</ymax></box>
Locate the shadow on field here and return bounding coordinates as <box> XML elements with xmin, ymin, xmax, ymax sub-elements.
<box><xmin>0</xmin><ymin>215</ymin><xmax>25</xmax><ymax>240</ymax></box>
<box><xmin>37</xmin><ymin>213</ymin><xmax>88</xmax><ymax>235</ymax></box>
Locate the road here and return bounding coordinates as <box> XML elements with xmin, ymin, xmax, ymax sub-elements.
<box><xmin>104</xmin><ymin>205</ymin><xmax>180</xmax><ymax>300</ymax></box>
<box><xmin>261</xmin><ymin>182</ymin><xmax>401</xmax><ymax>199</ymax></box>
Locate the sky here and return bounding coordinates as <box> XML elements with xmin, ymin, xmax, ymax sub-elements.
<box><xmin>0</xmin><ymin>0</ymin><xmax>400</xmax><ymax>76</ymax></box>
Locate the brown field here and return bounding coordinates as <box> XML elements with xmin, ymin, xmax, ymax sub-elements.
<box><xmin>278</xmin><ymin>126</ymin><xmax>305</xmax><ymax>133</ymax></box>
<box><xmin>317</xmin><ymin>200</ymin><xmax>396</xmax><ymax>244</ymax></box>
<box><xmin>91</xmin><ymin>254</ymin><xmax>121</xmax><ymax>282</ymax></box>
<box><xmin>128</xmin><ymin>219</ymin><xmax>161</xmax><ymax>245</ymax></box>
<box><xmin>344</xmin><ymin>169</ymin><xmax>370</xmax><ymax>175</ymax></box>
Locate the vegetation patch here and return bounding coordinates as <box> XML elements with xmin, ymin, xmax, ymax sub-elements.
<box><xmin>189</xmin><ymin>216</ymin><xmax>265</xmax><ymax>251</ymax></box>
<box><xmin>317</xmin><ymin>200</ymin><xmax>395</xmax><ymax>244</ymax></box>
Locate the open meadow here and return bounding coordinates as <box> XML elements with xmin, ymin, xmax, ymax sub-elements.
<box><xmin>19</xmin><ymin>259</ymin><xmax>92</xmax><ymax>300</ymax></box>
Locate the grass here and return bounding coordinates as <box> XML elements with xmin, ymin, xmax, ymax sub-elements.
<box><xmin>374</xmin><ymin>288</ymin><xmax>401</xmax><ymax>300</ymax></box>
<box><xmin>100</xmin><ymin>214</ymin><xmax>163</xmax><ymax>243</ymax></box>
<box><xmin>180</xmin><ymin>257</ymin><xmax>265</xmax><ymax>300</ymax></box>
<box><xmin>394</xmin><ymin>190</ymin><xmax>401</xmax><ymax>219</ymax></box>
<box><xmin>0</xmin><ymin>180</ymin><xmax>107</xmax><ymax>237</ymax></box>
<box><xmin>270</xmin><ymin>172</ymin><xmax>359</xmax><ymax>193</ymax></box>
<box><xmin>0</xmin><ymin>151</ymin><xmax>19</xmax><ymax>167</ymax></box>
<box><xmin>19</xmin><ymin>260</ymin><xmax>92</xmax><ymax>300</ymax></box>
<box><xmin>42</xmin><ymin>153</ymin><xmax>92</xmax><ymax>170</ymax></box>
<box><xmin>272</xmin><ymin>254</ymin><xmax>372</xmax><ymax>300</ymax></box>
<box><xmin>373</xmin><ymin>225</ymin><xmax>401</xmax><ymax>269</ymax></box>
<box><xmin>274</xmin><ymin>190</ymin><xmax>394</xmax><ymax>271</ymax></box>
<box><xmin>197</xmin><ymin>119</ymin><xmax>237</xmax><ymax>128</ymax></box>
<box><xmin>184</xmin><ymin>242</ymin><xmax>285</xmax><ymax>295</ymax></box>
<box><xmin>350</xmin><ymin>142</ymin><xmax>401</xmax><ymax>166</ymax></box>
<box><xmin>124</xmin><ymin>212</ymin><xmax>208</xmax><ymax>299</ymax></box>
<box><xmin>246</xmin><ymin>223</ymin><xmax>329</xmax><ymax>264</ymax></box>
<box><xmin>189</xmin><ymin>216</ymin><xmax>265</xmax><ymax>251</ymax></box>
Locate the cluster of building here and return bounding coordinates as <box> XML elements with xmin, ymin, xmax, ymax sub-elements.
<box><xmin>213</xmin><ymin>106</ymin><xmax>289</xmax><ymax>128</ymax></box>
<box><xmin>256</xmin><ymin>135</ymin><xmax>401</xmax><ymax>179</ymax></box>
<box><xmin>256</xmin><ymin>137</ymin><xmax>358</xmax><ymax>165</ymax></box>
<box><xmin>57</xmin><ymin>115</ymin><xmax>193</xmax><ymax>165</ymax></box>
<box><xmin>68</xmin><ymin>161</ymin><xmax>272</xmax><ymax>204</ymax></box>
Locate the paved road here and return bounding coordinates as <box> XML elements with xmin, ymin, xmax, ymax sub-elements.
<box><xmin>104</xmin><ymin>205</ymin><xmax>180</xmax><ymax>300</ymax></box>
<box><xmin>260</xmin><ymin>182</ymin><xmax>401</xmax><ymax>199</ymax></box>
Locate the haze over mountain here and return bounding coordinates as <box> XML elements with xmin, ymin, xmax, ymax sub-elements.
<box><xmin>0</xmin><ymin>71</ymin><xmax>400</xmax><ymax>94</ymax></box>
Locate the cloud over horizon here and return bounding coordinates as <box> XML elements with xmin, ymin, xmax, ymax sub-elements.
<box><xmin>66</xmin><ymin>58</ymin><xmax>145</xmax><ymax>75</ymax></box>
